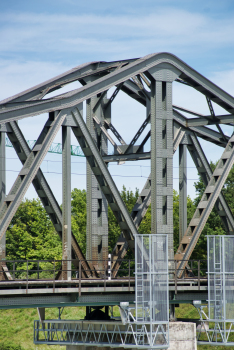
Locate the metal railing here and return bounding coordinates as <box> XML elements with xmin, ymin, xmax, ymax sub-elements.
<box><xmin>0</xmin><ymin>258</ymin><xmax>207</xmax><ymax>285</ymax></box>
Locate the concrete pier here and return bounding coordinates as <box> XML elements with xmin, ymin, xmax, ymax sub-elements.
<box><xmin>168</xmin><ymin>322</ymin><xmax>197</xmax><ymax>350</ymax></box>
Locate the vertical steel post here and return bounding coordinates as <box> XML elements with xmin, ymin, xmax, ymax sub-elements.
<box><xmin>62</xmin><ymin>126</ymin><xmax>71</xmax><ymax>280</ymax></box>
<box><xmin>0</xmin><ymin>131</ymin><xmax>6</xmax><ymax>281</ymax></box>
<box><xmin>86</xmin><ymin>92</ymin><xmax>108</xmax><ymax>273</ymax></box>
<box><xmin>179</xmin><ymin>144</ymin><xmax>187</xmax><ymax>243</ymax></box>
<box><xmin>150</xmin><ymin>78</ymin><xmax>174</xmax><ymax>261</ymax></box>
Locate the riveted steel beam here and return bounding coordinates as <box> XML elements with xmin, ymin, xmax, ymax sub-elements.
<box><xmin>188</xmin><ymin>133</ymin><xmax>234</xmax><ymax>234</ymax></box>
<box><xmin>0</xmin><ymin>131</ymin><xmax>6</xmax><ymax>280</ymax></box>
<box><xmin>2</xmin><ymin>53</ymin><xmax>234</xmax><ymax>124</ymax></box>
<box><xmin>61</xmin><ymin>126</ymin><xmax>71</xmax><ymax>280</ymax></box>
<box><xmin>0</xmin><ymin>111</ymin><xmax>71</xmax><ymax>245</ymax></box>
<box><xmin>179</xmin><ymin>144</ymin><xmax>187</xmax><ymax>243</ymax></box>
<box><xmin>175</xmin><ymin>134</ymin><xmax>234</xmax><ymax>277</ymax></box>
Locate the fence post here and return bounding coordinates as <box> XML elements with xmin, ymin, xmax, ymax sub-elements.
<box><xmin>79</xmin><ymin>260</ymin><xmax>81</xmax><ymax>297</ymax></box>
<box><xmin>53</xmin><ymin>261</ymin><xmax>55</xmax><ymax>293</ymax></box>
<box><xmin>37</xmin><ymin>261</ymin><xmax>39</xmax><ymax>280</ymax></box>
<box><xmin>174</xmin><ymin>260</ymin><xmax>177</xmax><ymax>295</ymax></box>
<box><xmin>198</xmin><ymin>260</ymin><xmax>200</xmax><ymax>291</ymax></box>
<box><xmin>13</xmin><ymin>262</ymin><xmax>15</xmax><ymax>280</ymax></box>
<box><xmin>26</xmin><ymin>261</ymin><xmax>28</xmax><ymax>294</ymax></box>
<box><xmin>128</xmin><ymin>260</ymin><xmax>130</xmax><ymax>292</ymax></box>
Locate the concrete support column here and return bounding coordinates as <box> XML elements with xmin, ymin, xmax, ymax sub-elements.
<box><xmin>62</xmin><ymin>126</ymin><xmax>71</xmax><ymax>280</ymax></box>
<box><xmin>151</xmin><ymin>79</ymin><xmax>174</xmax><ymax>261</ymax></box>
<box><xmin>0</xmin><ymin>132</ymin><xmax>6</xmax><ymax>281</ymax></box>
<box><xmin>86</xmin><ymin>94</ymin><xmax>108</xmax><ymax>274</ymax></box>
<box><xmin>179</xmin><ymin>144</ymin><xmax>187</xmax><ymax>243</ymax></box>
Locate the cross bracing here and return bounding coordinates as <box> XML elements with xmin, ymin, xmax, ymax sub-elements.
<box><xmin>0</xmin><ymin>52</ymin><xmax>234</xmax><ymax>282</ymax></box>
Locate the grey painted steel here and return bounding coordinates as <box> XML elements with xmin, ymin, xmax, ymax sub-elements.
<box><xmin>62</xmin><ymin>126</ymin><xmax>72</xmax><ymax>280</ymax></box>
<box><xmin>179</xmin><ymin>144</ymin><xmax>187</xmax><ymax>243</ymax></box>
<box><xmin>188</xmin><ymin>133</ymin><xmax>234</xmax><ymax>234</ymax></box>
<box><xmin>176</xmin><ymin>134</ymin><xmax>234</xmax><ymax>277</ymax></box>
<box><xmin>173</xmin><ymin>110</ymin><xmax>228</xmax><ymax>148</ymax></box>
<box><xmin>0</xmin><ymin>110</ymin><xmax>68</xmax><ymax>243</ymax></box>
<box><xmin>111</xmin><ymin>129</ymin><xmax>183</xmax><ymax>275</ymax></box>
<box><xmin>0</xmin><ymin>131</ymin><xmax>6</xmax><ymax>280</ymax></box>
<box><xmin>5</xmin><ymin>121</ymin><xmax>90</xmax><ymax>275</ymax></box>
<box><xmin>104</xmin><ymin>119</ymin><xmax>126</xmax><ymax>146</ymax></box>
<box><xmin>86</xmin><ymin>94</ymin><xmax>109</xmax><ymax>272</ymax></box>
<box><xmin>124</xmin><ymin>113</ymin><xmax>150</xmax><ymax>154</ymax></box>
<box><xmin>1</xmin><ymin>53</ymin><xmax>234</xmax><ymax>124</ymax></box>
<box><xmin>150</xmin><ymin>76</ymin><xmax>174</xmax><ymax>261</ymax></box>
<box><xmin>0</xmin><ymin>60</ymin><xmax>135</xmax><ymax>105</ymax></box>
<box><xmin>34</xmin><ymin>319</ymin><xmax>169</xmax><ymax>349</ymax></box>
<box><xmin>71</xmin><ymin>108</ymin><xmax>138</xmax><ymax>250</ymax></box>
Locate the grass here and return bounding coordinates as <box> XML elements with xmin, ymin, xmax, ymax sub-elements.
<box><xmin>0</xmin><ymin>304</ymin><xmax>230</xmax><ymax>350</ymax></box>
<box><xmin>0</xmin><ymin>306</ymin><xmax>86</xmax><ymax>350</ymax></box>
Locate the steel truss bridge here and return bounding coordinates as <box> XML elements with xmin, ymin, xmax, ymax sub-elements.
<box><xmin>0</xmin><ymin>52</ymin><xmax>234</xmax><ymax>347</ymax></box>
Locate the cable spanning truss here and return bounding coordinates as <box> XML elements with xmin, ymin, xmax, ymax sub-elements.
<box><xmin>5</xmin><ymin>135</ymin><xmax>85</xmax><ymax>157</ymax></box>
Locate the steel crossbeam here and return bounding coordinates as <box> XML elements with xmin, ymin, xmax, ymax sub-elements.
<box><xmin>175</xmin><ymin>134</ymin><xmax>234</xmax><ymax>277</ymax></box>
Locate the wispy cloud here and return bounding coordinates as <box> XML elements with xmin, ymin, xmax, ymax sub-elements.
<box><xmin>0</xmin><ymin>9</ymin><xmax>233</xmax><ymax>62</ymax></box>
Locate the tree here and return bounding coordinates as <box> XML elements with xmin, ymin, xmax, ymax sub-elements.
<box><xmin>6</xmin><ymin>198</ymin><xmax>61</xmax><ymax>261</ymax></box>
<box><xmin>71</xmin><ymin>188</ymin><xmax>87</xmax><ymax>254</ymax></box>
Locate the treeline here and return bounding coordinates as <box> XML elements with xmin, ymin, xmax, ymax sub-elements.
<box><xmin>5</xmin><ymin>162</ymin><xmax>234</xmax><ymax>263</ymax></box>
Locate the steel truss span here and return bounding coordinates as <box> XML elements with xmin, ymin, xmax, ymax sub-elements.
<box><xmin>0</xmin><ymin>52</ymin><xmax>234</xmax><ymax>288</ymax></box>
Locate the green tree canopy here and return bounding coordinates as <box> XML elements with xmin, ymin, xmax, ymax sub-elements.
<box><xmin>6</xmin><ymin>198</ymin><xmax>61</xmax><ymax>261</ymax></box>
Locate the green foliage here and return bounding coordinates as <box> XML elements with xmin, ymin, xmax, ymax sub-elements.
<box><xmin>71</xmin><ymin>188</ymin><xmax>87</xmax><ymax>253</ymax></box>
<box><xmin>6</xmin><ymin>198</ymin><xmax>62</xmax><ymax>261</ymax></box>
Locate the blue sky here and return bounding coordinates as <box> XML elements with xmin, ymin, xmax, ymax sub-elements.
<box><xmin>0</xmin><ymin>0</ymin><xmax>234</xmax><ymax>204</ymax></box>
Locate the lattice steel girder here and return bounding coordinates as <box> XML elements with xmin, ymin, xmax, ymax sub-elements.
<box><xmin>123</xmin><ymin>112</ymin><xmax>150</xmax><ymax>154</ymax></box>
<box><xmin>175</xmin><ymin>134</ymin><xmax>234</xmax><ymax>277</ymax></box>
<box><xmin>0</xmin><ymin>132</ymin><xmax>6</xmax><ymax>281</ymax></box>
<box><xmin>150</xmin><ymin>76</ymin><xmax>174</xmax><ymax>261</ymax></box>
<box><xmin>34</xmin><ymin>320</ymin><xmax>169</xmax><ymax>349</ymax></box>
<box><xmin>179</xmin><ymin>144</ymin><xmax>187</xmax><ymax>243</ymax></box>
<box><xmin>0</xmin><ymin>60</ymin><xmax>136</xmax><ymax>105</ymax></box>
<box><xmin>5</xmin><ymin>121</ymin><xmax>90</xmax><ymax>275</ymax></box>
<box><xmin>104</xmin><ymin>119</ymin><xmax>127</xmax><ymax>146</ymax></box>
<box><xmin>187</xmin><ymin>133</ymin><xmax>234</xmax><ymax>233</ymax></box>
<box><xmin>184</xmin><ymin>114</ymin><xmax>234</xmax><ymax>127</ymax></box>
<box><xmin>71</xmin><ymin>107</ymin><xmax>138</xmax><ymax>250</ymax></box>
<box><xmin>86</xmin><ymin>94</ymin><xmax>109</xmax><ymax>271</ymax></box>
<box><xmin>0</xmin><ymin>110</ymin><xmax>68</xmax><ymax>242</ymax></box>
<box><xmin>119</xmin><ymin>78</ymin><xmax>230</xmax><ymax>148</ymax></box>
<box><xmin>1</xmin><ymin>53</ymin><xmax>234</xmax><ymax>124</ymax></box>
<box><xmin>61</xmin><ymin>126</ymin><xmax>72</xmax><ymax>280</ymax></box>
<box><xmin>173</xmin><ymin>110</ymin><xmax>228</xmax><ymax>148</ymax></box>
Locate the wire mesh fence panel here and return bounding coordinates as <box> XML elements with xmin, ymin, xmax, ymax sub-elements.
<box><xmin>135</xmin><ymin>234</ymin><xmax>169</xmax><ymax>324</ymax></box>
